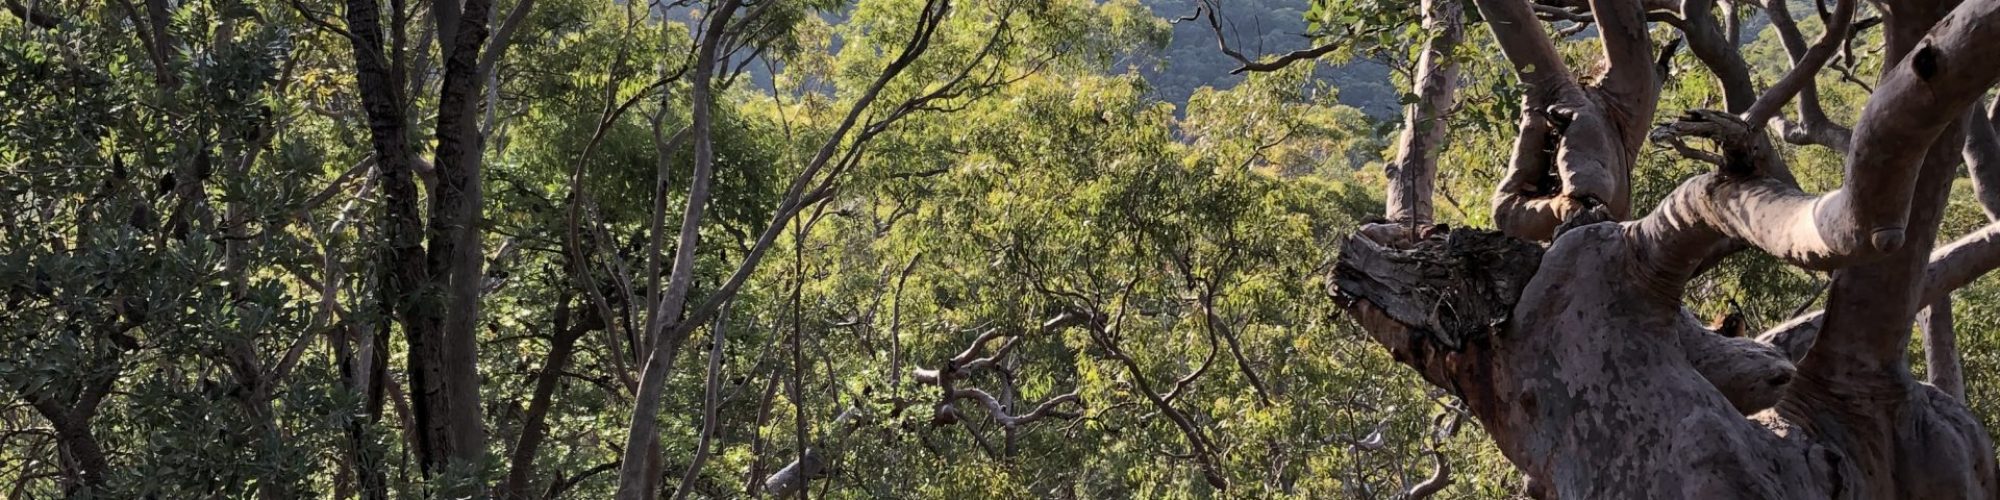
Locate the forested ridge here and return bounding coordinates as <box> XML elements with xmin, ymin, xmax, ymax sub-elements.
<box><xmin>4</xmin><ymin>0</ymin><xmax>2000</xmax><ymax>498</ymax></box>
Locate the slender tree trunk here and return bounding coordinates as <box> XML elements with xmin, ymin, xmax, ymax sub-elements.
<box><xmin>1920</xmin><ymin>300</ymin><xmax>1965</xmax><ymax>401</ymax></box>
<box><xmin>671</xmin><ymin>306</ymin><xmax>729</xmax><ymax>500</ymax></box>
<box><xmin>1382</xmin><ymin>0</ymin><xmax>1461</xmax><ymax>230</ymax></box>
<box><xmin>743</xmin><ymin>373</ymin><xmax>781</xmax><ymax>497</ymax></box>
<box><xmin>501</xmin><ymin>298</ymin><xmax>591</xmax><ymax>499</ymax></box>
<box><xmin>790</xmin><ymin>221</ymin><xmax>809</xmax><ymax>500</ymax></box>
<box><xmin>614</xmin><ymin>2</ymin><xmax>742</xmax><ymax>497</ymax></box>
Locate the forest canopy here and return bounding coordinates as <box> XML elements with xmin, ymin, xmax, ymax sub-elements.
<box><xmin>3</xmin><ymin>0</ymin><xmax>2000</xmax><ymax>498</ymax></box>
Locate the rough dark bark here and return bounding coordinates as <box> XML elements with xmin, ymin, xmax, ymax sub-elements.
<box><xmin>343</xmin><ymin>0</ymin><xmax>503</xmax><ymax>485</ymax></box>
<box><xmin>422</xmin><ymin>0</ymin><xmax>495</xmax><ymax>475</ymax></box>
<box><xmin>338</xmin><ymin>0</ymin><xmax>438</xmax><ymax>479</ymax></box>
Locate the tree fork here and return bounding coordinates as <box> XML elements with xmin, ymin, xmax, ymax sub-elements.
<box><xmin>1335</xmin><ymin>0</ymin><xmax>2000</xmax><ymax>496</ymax></box>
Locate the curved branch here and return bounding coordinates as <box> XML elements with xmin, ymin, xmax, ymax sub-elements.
<box><xmin>1475</xmin><ymin>0</ymin><xmax>1584</xmax><ymax>107</ymax></box>
<box><xmin>912</xmin><ymin>313</ymin><xmax>1080</xmax><ymax>385</ymax></box>
<box><xmin>1588</xmin><ymin>0</ymin><xmax>1659</xmax><ymax>99</ymax></box>
<box><xmin>1490</xmin><ymin>106</ymin><xmax>1573</xmax><ymax>240</ymax></box>
<box><xmin>942</xmin><ymin>389</ymin><xmax>1081</xmax><ymax>428</ymax></box>
<box><xmin>1742</xmin><ymin>0</ymin><xmax>1855</xmax><ymax>125</ymax></box>
<box><xmin>1762</xmin><ymin>0</ymin><xmax>1854</xmax><ymax>151</ymax></box>
<box><xmin>1759</xmin><ymin>222</ymin><xmax>2000</xmax><ymax>363</ymax></box>
<box><xmin>1403</xmin><ymin>450</ymin><xmax>1452</xmax><ymax>499</ymax></box>
<box><xmin>1194</xmin><ymin>0</ymin><xmax>1343</xmax><ymax>74</ymax></box>
<box><xmin>1637</xmin><ymin>4</ymin><xmax>2000</xmax><ymax>282</ymax></box>
<box><xmin>1677</xmin><ymin>0</ymin><xmax>1756</xmax><ymax>112</ymax></box>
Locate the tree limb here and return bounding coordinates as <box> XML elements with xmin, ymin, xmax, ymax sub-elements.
<box><xmin>1677</xmin><ymin>0</ymin><xmax>1757</xmax><ymax>112</ymax></box>
<box><xmin>1636</xmin><ymin>3</ymin><xmax>2000</xmax><ymax>281</ymax></box>
<box><xmin>1742</xmin><ymin>0</ymin><xmax>1855</xmax><ymax>126</ymax></box>
<box><xmin>1195</xmin><ymin>0</ymin><xmax>1341</xmax><ymax>74</ymax></box>
<box><xmin>1588</xmin><ymin>0</ymin><xmax>1660</xmax><ymax>100</ymax></box>
<box><xmin>1762</xmin><ymin>0</ymin><xmax>1854</xmax><ymax>151</ymax></box>
<box><xmin>1963</xmin><ymin>98</ymin><xmax>2000</xmax><ymax>219</ymax></box>
<box><xmin>1384</xmin><ymin>0</ymin><xmax>1464</xmax><ymax>231</ymax></box>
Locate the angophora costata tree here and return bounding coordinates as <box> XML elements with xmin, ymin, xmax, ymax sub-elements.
<box><xmin>1328</xmin><ymin>0</ymin><xmax>2000</xmax><ymax>496</ymax></box>
<box><xmin>610</xmin><ymin>1</ymin><xmax>1032</xmax><ymax>498</ymax></box>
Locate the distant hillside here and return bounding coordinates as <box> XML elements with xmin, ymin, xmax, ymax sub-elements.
<box><xmin>707</xmin><ymin>0</ymin><xmax>1402</xmax><ymax>120</ymax></box>
<box><xmin>1128</xmin><ymin>0</ymin><xmax>1400</xmax><ymax>119</ymax></box>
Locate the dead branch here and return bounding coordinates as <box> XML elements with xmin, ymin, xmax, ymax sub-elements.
<box><xmin>1193</xmin><ymin>0</ymin><xmax>1344</xmax><ymax>74</ymax></box>
<box><xmin>940</xmin><ymin>389</ymin><xmax>1082</xmax><ymax>429</ymax></box>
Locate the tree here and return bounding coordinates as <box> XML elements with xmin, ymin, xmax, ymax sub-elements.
<box><xmin>336</xmin><ymin>0</ymin><xmax>524</xmax><ymax>489</ymax></box>
<box><xmin>1329</xmin><ymin>0</ymin><xmax>2000</xmax><ymax>496</ymax></box>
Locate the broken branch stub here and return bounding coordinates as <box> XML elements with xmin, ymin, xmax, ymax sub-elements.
<box><xmin>1332</xmin><ymin>228</ymin><xmax>1544</xmax><ymax>350</ymax></box>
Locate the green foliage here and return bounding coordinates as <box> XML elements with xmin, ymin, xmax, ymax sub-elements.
<box><xmin>5</xmin><ymin>0</ymin><xmax>2000</xmax><ymax>498</ymax></box>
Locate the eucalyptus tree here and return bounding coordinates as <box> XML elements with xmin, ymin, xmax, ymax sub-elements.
<box><xmin>1328</xmin><ymin>0</ymin><xmax>2000</xmax><ymax>496</ymax></box>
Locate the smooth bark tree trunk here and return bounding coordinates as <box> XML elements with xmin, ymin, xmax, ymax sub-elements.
<box><xmin>614</xmin><ymin>1</ymin><xmax>742</xmax><ymax>497</ymax></box>
<box><xmin>1382</xmin><ymin>0</ymin><xmax>1462</xmax><ymax>228</ymax></box>
<box><xmin>1335</xmin><ymin>0</ymin><xmax>2000</xmax><ymax>497</ymax></box>
<box><xmin>1919</xmin><ymin>300</ymin><xmax>1965</xmax><ymax>401</ymax></box>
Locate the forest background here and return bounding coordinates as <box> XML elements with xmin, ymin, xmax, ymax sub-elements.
<box><xmin>0</xmin><ymin>0</ymin><xmax>1982</xmax><ymax>497</ymax></box>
